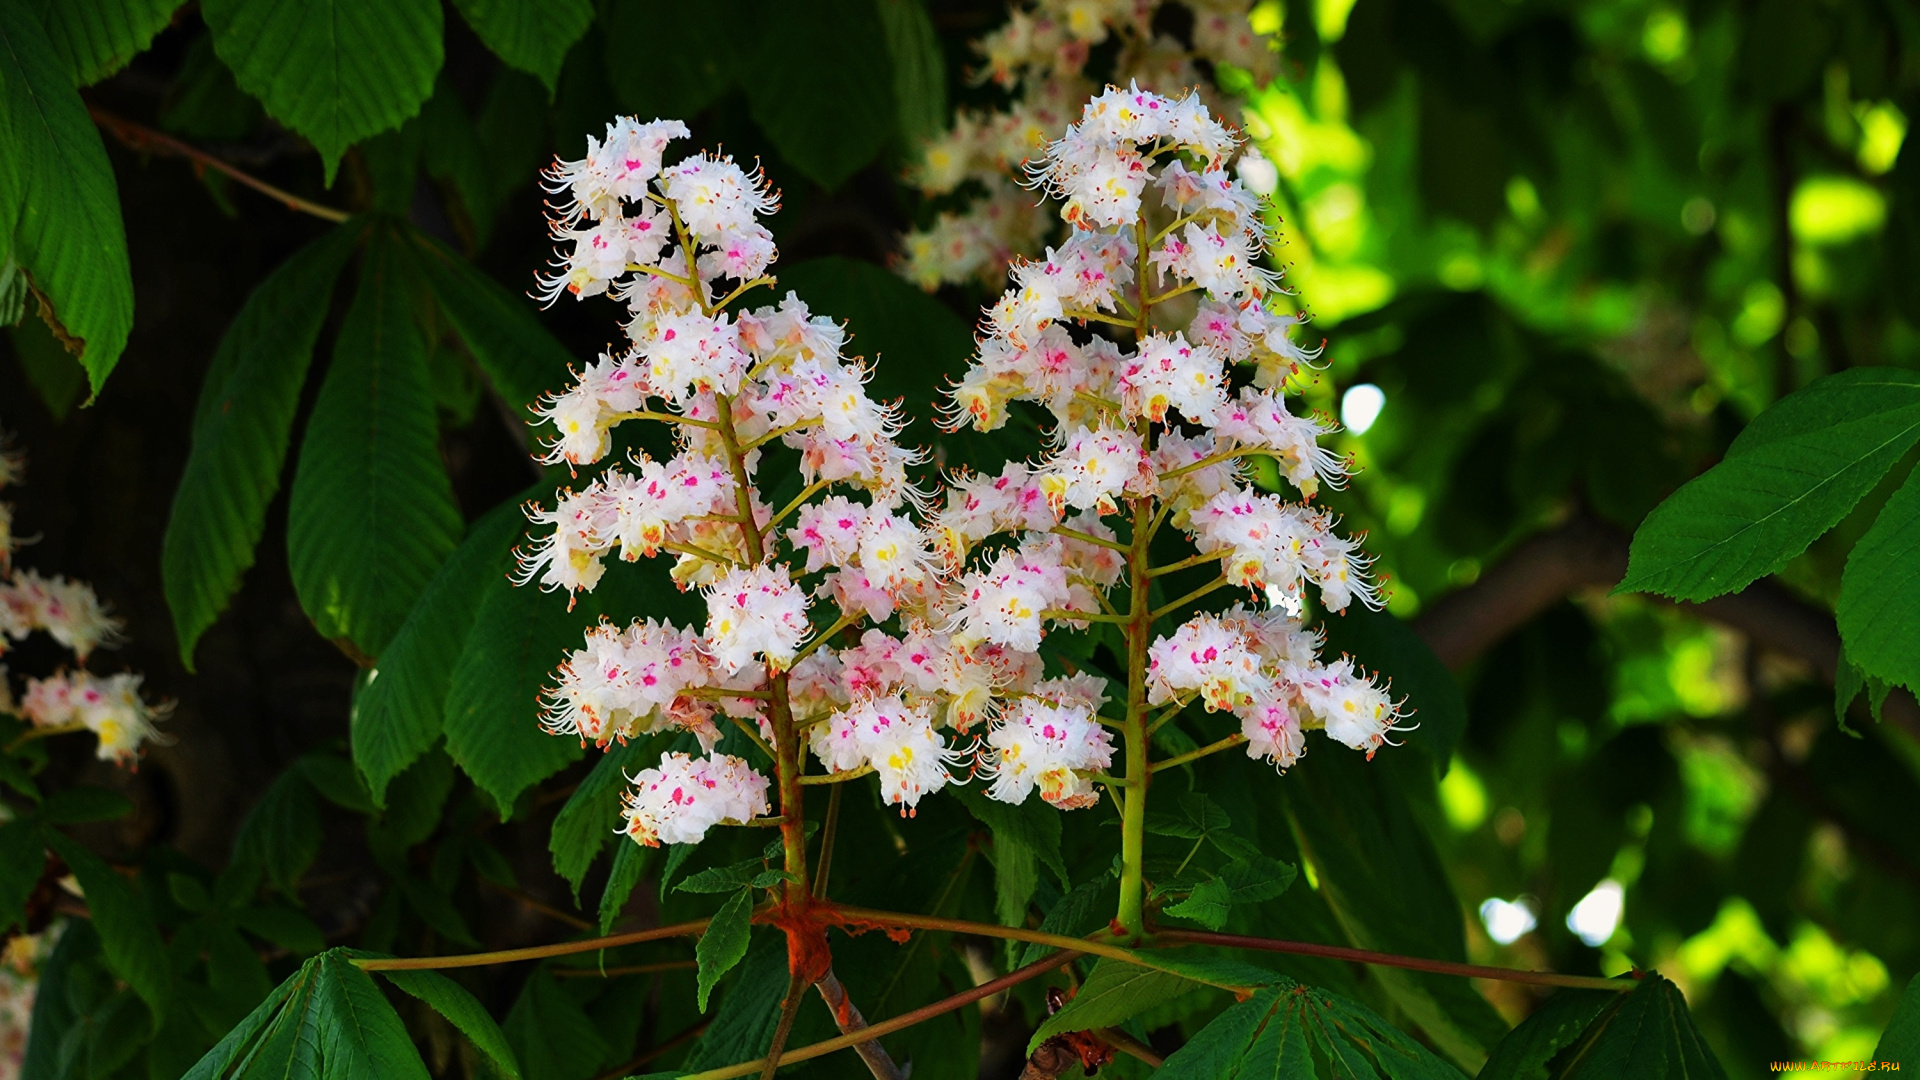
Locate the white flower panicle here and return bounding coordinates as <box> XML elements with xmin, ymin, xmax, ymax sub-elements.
<box><xmin>0</xmin><ymin>433</ymin><xmax>165</xmax><ymax>767</ymax></box>
<box><xmin>932</xmin><ymin>85</ymin><xmax>1404</xmax><ymax>786</ymax></box>
<box><xmin>902</xmin><ymin>1</ymin><xmax>1282</xmax><ymax>290</ymax></box>
<box><xmin>518</xmin><ymin>98</ymin><xmax>1396</xmax><ymax>847</ymax></box>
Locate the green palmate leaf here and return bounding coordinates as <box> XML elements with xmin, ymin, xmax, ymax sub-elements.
<box><xmin>602</xmin><ymin>0</ymin><xmax>738</xmax><ymax>119</ymax></box>
<box><xmin>353</xmin><ymin>496</ymin><xmax>529</xmax><ymax>802</ymax></box>
<box><xmin>503</xmin><ymin>968</ymin><xmax>612</xmax><ymax>1080</ymax></box>
<box><xmin>379</xmin><ymin>968</ymin><xmax>523</xmax><ymax>1080</ymax></box>
<box><xmin>956</xmin><ymin>786</ymin><xmax>1066</xmax><ymax>935</ymax></box>
<box><xmin>0</xmin><ymin>3</ymin><xmax>133</xmax><ymax>394</ymax></box>
<box><xmin>314</xmin><ymin>952</ymin><xmax>433</xmax><ymax>1080</ymax></box>
<box><xmin>1875</xmin><ymin>974</ymin><xmax>1920</xmax><ymax>1068</ymax></box>
<box><xmin>1619</xmin><ymin>367</ymin><xmax>1920</xmax><ymax>602</ymax></box>
<box><xmin>200</xmin><ymin>0</ymin><xmax>443</xmax><ymax>183</ymax></box>
<box><xmin>1019</xmin><ymin>880</ymin><xmax>1109</xmax><ymax>966</ymax></box>
<box><xmin>696</xmin><ymin>889</ymin><xmax>754</xmax><ymax>1013</ymax></box>
<box><xmin>0</xmin><ymin>821</ymin><xmax>43</xmax><ymax>931</ymax></box>
<box><xmin>450</xmin><ymin>0</ymin><xmax>590</xmax><ymax>95</ymax></box>
<box><xmin>1544</xmin><ymin>975</ymin><xmax>1727</xmax><ymax>1078</ymax></box>
<box><xmin>8</xmin><ymin>289</ymin><xmax>84</xmax><ymax>417</ymax></box>
<box><xmin>675</xmin><ymin>858</ymin><xmax>762</xmax><ymax>895</ymax></box>
<box><xmin>233</xmin><ymin>767</ymin><xmax>323</xmax><ymax>894</ymax></box>
<box><xmin>876</xmin><ymin>0</ymin><xmax>945</xmax><ymax>148</ymax></box>
<box><xmin>440</xmin><ymin>559</ymin><xmax>586</xmax><ymax>815</ymax></box>
<box><xmin>1029</xmin><ymin>959</ymin><xmax>1201</xmax><ymax>1052</ymax></box>
<box><xmin>1220</xmin><ymin>854</ymin><xmax>1298</xmax><ymax>904</ymax></box>
<box><xmin>550</xmin><ymin>737</ymin><xmax>654</xmax><ymax>895</ymax></box>
<box><xmin>742</xmin><ymin>0</ymin><xmax>896</xmax><ymax>190</ymax></box>
<box><xmin>1838</xmin><ymin>463</ymin><xmax>1920</xmax><ymax>691</ymax></box>
<box><xmin>28</xmin><ymin>0</ymin><xmax>183</xmax><ymax>85</ymax></box>
<box><xmin>1157</xmin><ymin>979</ymin><xmax>1469</xmax><ymax>1080</ymax></box>
<box><xmin>1165</xmin><ymin>878</ymin><xmax>1234</xmax><ymax>929</ymax></box>
<box><xmin>599</xmin><ymin>841</ymin><xmax>649</xmax><ymax>934</ymax></box>
<box><xmin>288</xmin><ymin>231</ymin><xmax>462</xmax><ymax>659</ymax></box>
<box><xmin>409</xmin><ymin>227</ymin><xmax>575</xmax><ymax>411</ymax></box>
<box><xmin>163</xmin><ymin>223</ymin><xmax>363</xmax><ymax>669</ymax></box>
<box><xmin>44</xmin><ymin>830</ymin><xmax>170</xmax><ymax>1026</ymax></box>
<box><xmin>160</xmin><ymin>33</ymin><xmax>261</xmax><ymax>140</ymax></box>
<box><xmin>375</xmin><ymin>747</ymin><xmax>455</xmax><ymax>848</ymax></box>
<box><xmin>180</xmin><ymin>957</ymin><xmax>303</xmax><ymax>1080</ymax></box>
<box><xmin>1282</xmin><ymin>751</ymin><xmax>1509</xmax><ymax>1070</ymax></box>
<box><xmin>1477</xmin><ymin>989</ymin><xmax>1615</xmax><ymax>1080</ymax></box>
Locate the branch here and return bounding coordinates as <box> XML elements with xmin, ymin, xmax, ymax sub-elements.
<box><xmin>815</xmin><ymin>967</ymin><xmax>908</xmax><ymax>1080</ymax></box>
<box><xmin>1150</xmin><ymin>931</ymin><xmax>1633</xmax><ymax>992</ymax></box>
<box><xmin>676</xmin><ymin>951</ymin><xmax>1081</xmax><ymax>1080</ymax></box>
<box><xmin>88</xmin><ymin>106</ymin><xmax>351</xmax><ymax>223</ymax></box>
<box><xmin>351</xmin><ymin>919</ymin><xmax>710</xmax><ymax>971</ymax></box>
<box><xmin>1409</xmin><ymin>514</ymin><xmax>1920</xmax><ymax>744</ymax></box>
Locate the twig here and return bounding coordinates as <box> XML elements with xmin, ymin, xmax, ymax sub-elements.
<box><xmin>350</xmin><ymin>919</ymin><xmax>711</xmax><ymax>971</ymax></box>
<box><xmin>1151</xmin><ymin>930</ymin><xmax>1635</xmax><ymax>992</ymax></box>
<box><xmin>88</xmin><ymin>106</ymin><xmax>351</xmax><ymax>223</ymax></box>
<box><xmin>480</xmin><ymin>880</ymin><xmax>593</xmax><ymax>930</ymax></box>
<box><xmin>551</xmin><ymin>960</ymin><xmax>697</xmax><ymax>978</ymax></box>
<box><xmin>814</xmin><ymin>968</ymin><xmax>907</xmax><ymax>1080</ymax></box>
<box><xmin>676</xmin><ymin>951</ymin><xmax>1081</xmax><ymax>1080</ymax></box>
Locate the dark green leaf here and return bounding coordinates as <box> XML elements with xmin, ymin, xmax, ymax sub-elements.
<box><xmin>1156</xmin><ymin>979</ymin><xmax>1468</xmax><ymax>1080</ymax></box>
<box><xmin>450</xmin><ymin>0</ymin><xmax>590</xmax><ymax>95</ymax></box>
<box><xmin>379</xmin><ymin>968</ymin><xmax>523</xmax><ymax>1080</ymax></box>
<box><xmin>440</xmin><ymin>557</ymin><xmax>586</xmax><ymax>815</ymax></box>
<box><xmin>314</xmin><ymin>951</ymin><xmax>433</xmax><ymax>1080</ymax></box>
<box><xmin>163</xmin><ymin>223</ymin><xmax>361</xmax><ymax>669</ymax></box>
<box><xmin>178</xmin><ymin>948</ymin><xmax>303</xmax><ymax>1080</ymax></box>
<box><xmin>8</xmin><ymin>312</ymin><xmax>83</xmax><ymax>418</ymax></box>
<box><xmin>372</xmin><ymin>746</ymin><xmax>456</xmax><ymax>850</ymax></box>
<box><xmin>599</xmin><ymin>841</ymin><xmax>648</xmax><ymax>934</ymax></box>
<box><xmin>1019</xmin><ymin>880</ymin><xmax>1109</xmax><ymax>966</ymax></box>
<box><xmin>233</xmin><ymin>768</ymin><xmax>322</xmax><ymax>894</ymax></box>
<box><xmin>159</xmin><ymin>33</ymin><xmax>262</xmax><ymax>140</ymax></box>
<box><xmin>1838</xmin><ymin>463</ymin><xmax>1920</xmax><ymax>691</ymax></box>
<box><xmin>44</xmin><ymin>830</ymin><xmax>170</xmax><ymax>1025</ymax></box>
<box><xmin>0</xmin><ymin>821</ymin><xmax>43</xmax><ymax>931</ymax></box>
<box><xmin>37</xmin><ymin>784</ymin><xmax>131</xmax><ymax>823</ymax></box>
<box><xmin>409</xmin><ymin>228</ymin><xmax>575</xmax><ymax>411</ymax></box>
<box><xmin>297</xmin><ymin>753</ymin><xmax>377</xmax><ymax>814</ymax></box>
<box><xmin>1477</xmin><ymin>989</ymin><xmax>1615</xmax><ymax>1080</ymax></box>
<box><xmin>503</xmin><ymin>968</ymin><xmax>612</xmax><ymax>1080</ymax></box>
<box><xmin>602</xmin><ymin>0</ymin><xmax>737</xmax><ymax>119</ymax></box>
<box><xmin>200</xmin><ymin>0</ymin><xmax>443</xmax><ymax>182</ymax></box>
<box><xmin>1619</xmin><ymin>367</ymin><xmax>1920</xmax><ymax>602</ymax></box>
<box><xmin>1165</xmin><ymin>878</ymin><xmax>1233</xmax><ymax>930</ymax></box>
<box><xmin>28</xmin><ymin>0</ymin><xmax>182</xmax><ymax>85</ymax></box>
<box><xmin>742</xmin><ymin>0</ymin><xmax>895</xmax><ymax>190</ymax></box>
<box><xmin>1219</xmin><ymin>854</ymin><xmax>1298</xmax><ymax>904</ymax></box>
<box><xmin>550</xmin><ymin>738</ymin><xmax>654</xmax><ymax>895</ymax></box>
<box><xmin>22</xmin><ymin>917</ymin><xmax>84</xmax><ymax>1080</ymax></box>
<box><xmin>696</xmin><ymin>889</ymin><xmax>754</xmax><ymax>1013</ymax></box>
<box><xmin>1874</xmin><ymin>973</ymin><xmax>1920</xmax><ymax>1068</ymax></box>
<box><xmin>1029</xmin><ymin>959</ymin><xmax>1201</xmax><ymax>1052</ymax></box>
<box><xmin>680</xmin><ymin>935</ymin><xmax>787</xmax><ymax>1069</ymax></box>
<box><xmin>1282</xmin><ymin>750</ymin><xmax>1509</xmax><ymax>1069</ymax></box>
<box><xmin>676</xmin><ymin>858</ymin><xmax>762</xmax><ymax>895</ymax></box>
<box><xmin>1549</xmin><ymin>974</ymin><xmax>1727</xmax><ymax>1079</ymax></box>
<box><xmin>288</xmin><ymin>230</ymin><xmax>463</xmax><ymax>658</ymax></box>
<box><xmin>168</xmin><ymin>872</ymin><xmax>212</xmax><ymax>913</ymax></box>
<box><xmin>876</xmin><ymin>0</ymin><xmax>945</xmax><ymax>147</ymax></box>
<box><xmin>354</xmin><ymin>498</ymin><xmax>528</xmax><ymax>802</ymax></box>
<box><xmin>0</xmin><ymin>3</ymin><xmax>134</xmax><ymax>394</ymax></box>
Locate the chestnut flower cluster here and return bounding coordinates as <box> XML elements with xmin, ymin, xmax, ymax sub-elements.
<box><xmin>936</xmin><ymin>83</ymin><xmax>1406</xmax><ymax>780</ymax></box>
<box><xmin>0</xmin><ymin>434</ymin><xmax>167</xmax><ymax>765</ymax></box>
<box><xmin>901</xmin><ymin>0</ymin><xmax>1278</xmax><ymax>291</ymax></box>
<box><xmin>519</xmin><ymin>91</ymin><xmax>1403</xmax><ymax>856</ymax></box>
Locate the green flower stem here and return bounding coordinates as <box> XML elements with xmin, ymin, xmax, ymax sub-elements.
<box><xmin>351</xmin><ymin>918</ymin><xmax>712</xmax><ymax>971</ymax></box>
<box><xmin>1150</xmin><ymin>732</ymin><xmax>1247</xmax><ymax>773</ymax></box>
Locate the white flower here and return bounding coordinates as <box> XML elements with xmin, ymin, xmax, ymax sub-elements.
<box><xmin>810</xmin><ymin>695</ymin><xmax>959</xmax><ymax>809</ymax></box>
<box><xmin>1242</xmin><ymin>700</ymin><xmax>1306</xmax><ymax>769</ymax></box>
<box><xmin>542</xmin><ymin>117</ymin><xmax>691</xmax><ymax>226</ymax></box>
<box><xmin>1120</xmin><ymin>333</ymin><xmax>1226</xmax><ymax>423</ymax></box>
<box><xmin>619</xmin><ymin>752</ymin><xmax>770</xmax><ymax>846</ymax></box>
<box><xmin>704</xmin><ymin>564</ymin><xmax>810</xmax><ymax>673</ymax></box>
<box><xmin>71</xmin><ymin>672</ymin><xmax>167</xmax><ymax>765</ymax></box>
<box><xmin>543</xmin><ymin>619</ymin><xmax>719</xmax><ymax>748</ymax></box>
<box><xmin>1038</xmin><ymin>425</ymin><xmax>1155</xmax><ymax>516</ymax></box>
<box><xmin>515</xmin><ymin>486</ymin><xmax>613</xmax><ymax>599</ymax></box>
<box><xmin>641</xmin><ymin>310</ymin><xmax>750</xmax><ymax>403</ymax></box>
<box><xmin>1299</xmin><ymin>658</ymin><xmax>1408</xmax><ymax>757</ymax></box>
<box><xmin>658</xmin><ymin>153</ymin><xmax>779</xmax><ymax>240</ymax></box>
<box><xmin>985</xmin><ymin>697</ymin><xmax>1113</xmax><ymax>809</ymax></box>
<box><xmin>1148</xmin><ymin>614</ymin><xmax>1270</xmax><ymax>713</ymax></box>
